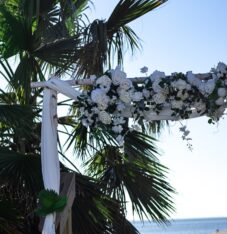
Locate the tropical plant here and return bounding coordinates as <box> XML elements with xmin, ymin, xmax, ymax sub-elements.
<box><xmin>0</xmin><ymin>0</ymin><xmax>174</xmax><ymax>233</ymax></box>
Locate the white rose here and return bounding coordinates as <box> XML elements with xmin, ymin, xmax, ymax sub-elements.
<box><xmin>120</xmin><ymin>79</ymin><xmax>132</xmax><ymax>90</ymax></box>
<box><xmin>217</xmin><ymin>87</ymin><xmax>227</xmax><ymax>97</ymax></box>
<box><xmin>119</xmin><ymin>90</ymin><xmax>131</xmax><ymax>103</ymax></box>
<box><xmin>171</xmin><ymin>79</ymin><xmax>187</xmax><ymax>90</ymax></box>
<box><xmin>110</xmin><ymin>66</ymin><xmax>127</xmax><ymax>85</ymax></box>
<box><xmin>215</xmin><ymin>97</ymin><xmax>225</xmax><ymax>106</ymax></box>
<box><xmin>112</xmin><ymin>125</ymin><xmax>123</xmax><ymax>133</ymax></box>
<box><xmin>150</xmin><ymin>70</ymin><xmax>165</xmax><ymax>82</ymax></box>
<box><xmin>96</xmin><ymin>75</ymin><xmax>112</xmax><ymax>92</ymax></box>
<box><xmin>171</xmin><ymin>100</ymin><xmax>184</xmax><ymax>109</ymax></box>
<box><xmin>98</xmin><ymin>111</ymin><xmax>112</xmax><ymax>124</ymax></box>
<box><xmin>91</xmin><ymin>88</ymin><xmax>106</xmax><ymax>104</ymax></box>
<box><xmin>132</xmin><ymin>92</ymin><xmax>143</xmax><ymax>102</ymax></box>
<box><xmin>152</xmin><ymin>93</ymin><xmax>166</xmax><ymax>104</ymax></box>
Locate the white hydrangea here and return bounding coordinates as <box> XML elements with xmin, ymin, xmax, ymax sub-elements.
<box><xmin>152</xmin><ymin>80</ymin><xmax>163</xmax><ymax>93</ymax></box>
<box><xmin>112</xmin><ymin>125</ymin><xmax>123</xmax><ymax>133</ymax></box>
<box><xmin>132</xmin><ymin>92</ymin><xmax>143</xmax><ymax>102</ymax></box>
<box><xmin>110</xmin><ymin>66</ymin><xmax>127</xmax><ymax>85</ymax></box>
<box><xmin>171</xmin><ymin>100</ymin><xmax>184</xmax><ymax>109</ymax></box>
<box><xmin>215</xmin><ymin>97</ymin><xmax>225</xmax><ymax>106</ymax></box>
<box><xmin>171</xmin><ymin>79</ymin><xmax>187</xmax><ymax>90</ymax></box>
<box><xmin>120</xmin><ymin>78</ymin><xmax>132</xmax><ymax>90</ymax></box>
<box><xmin>96</xmin><ymin>75</ymin><xmax>112</xmax><ymax>92</ymax></box>
<box><xmin>217</xmin><ymin>88</ymin><xmax>227</xmax><ymax>97</ymax></box>
<box><xmin>150</xmin><ymin>70</ymin><xmax>165</xmax><ymax>82</ymax></box>
<box><xmin>159</xmin><ymin>108</ymin><xmax>174</xmax><ymax>117</ymax></box>
<box><xmin>98</xmin><ymin>111</ymin><xmax>112</xmax><ymax>124</ymax></box>
<box><xmin>152</xmin><ymin>93</ymin><xmax>166</xmax><ymax>104</ymax></box>
<box><xmin>98</xmin><ymin>101</ymin><xmax>109</xmax><ymax>110</ymax></box>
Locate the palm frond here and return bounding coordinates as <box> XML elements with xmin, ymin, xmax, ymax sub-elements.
<box><xmin>72</xmin><ymin>173</ymin><xmax>139</xmax><ymax>234</ymax></box>
<box><xmin>86</xmin><ymin>131</ymin><xmax>175</xmax><ymax>222</ymax></box>
<box><xmin>0</xmin><ymin>147</ymin><xmax>43</xmax><ymax>193</ymax></box>
<box><xmin>107</xmin><ymin>0</ymin><xmax>167</xmax><ymax>34</ymax></box>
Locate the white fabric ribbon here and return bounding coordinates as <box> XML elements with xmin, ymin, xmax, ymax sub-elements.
<box><xmin>41</xmin><ymin>77</ymin><xmax>81</xmax><ymax>234</ymax></box>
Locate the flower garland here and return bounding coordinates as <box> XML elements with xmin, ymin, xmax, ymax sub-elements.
<box><xmin>76</xmin><ymin>62</ymin><xmax>227</xmax><ymax>145</ymax></box>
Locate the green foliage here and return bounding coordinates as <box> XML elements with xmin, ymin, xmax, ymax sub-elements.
<box><xmin>36</xmin><ymin>189</ymin><xmax>67</xmax><ymax>216</ymax></box>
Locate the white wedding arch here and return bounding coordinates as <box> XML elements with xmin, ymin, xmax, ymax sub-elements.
<box><xmin>31</xmin><ymin>62</ymin><xmax>227</xmax><ymax>234</ymax></box>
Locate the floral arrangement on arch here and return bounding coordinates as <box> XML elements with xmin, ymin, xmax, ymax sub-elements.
<box><xmin>76</xmin><ymin>62</ymin><xmax>227</xmax><ymax>145</ymax></box>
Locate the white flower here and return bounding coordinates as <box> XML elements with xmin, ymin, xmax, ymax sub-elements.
<box><xmin>150</xmin><ymin>70</ymin><xmax>165</xmax><ymax>82</ymax></box>
<box><xmin>177</xmin><ymin>90</ymin><xmax>189</xmax><ymax>100</ymax></box>
<box><xmin>91</xmin><ymin>88</ymin><xmax>106</xmax><ymax>103</ymax></box>
<box><xmin>194</xmin><ymin>100</ymin><xmax>206</xmax><ymax>111</ymax></box>
<box><xmin>142</xmin><ymin>89</ymin><xmax>150</xmax><ymax>99</ymax></box>
<box><xmin>116</xmin><ymin>102</ymin><xmax>125</xmax><ymax>111</ymax></box>
<box><xmin>96</xmin><ymin>75</ymin><xmax>112</xmax><ymax>92</ymax></box>
<box><xmin>119</xmin><ymin>78</ymin><xmax>132</xmax><ymax>90</ymax></box>
<box><xmin>171</xmin><ymin>100</ymin><xmax>184</xmax><ymax>109</ymax></box>
<box><xmin>98</xmin><ymin>111</ymin><xmax>112</xmax><ymax>124</ymax></box>
<box><xmin>91</xmin><ymin>107</ymin><xmax>100</xmax><ymax>114</ymax></box>
<box><xmin>218</xmin><ymin>87</ymin><xmax>227</xmax><ymax>97</ymax></box>
<box><xmin>113</xmin><ymin>116</ymin><xmax>126</xmax><ymax>125</ymax></box>
<box><xmin>112</xmin><ymin>125</ymin><xmax>123</xmax><ymax>133</ymax></box>
<box><xmin>98</xmin><ymin>102</ymin><xmax>109</xmax><ymax>110</ymax></box>
<box><xmin>215</xmin><ymin>97</ymin><xmax>225</xmax><ymax>106</ymax></box>
<box><xmin>205</xmin><ymin>80</ymin><xmax>215</xmax><ymax>94</ymax></box>
<box><xmin>140</xmin><ymin>66</ymin><xmax>148</xmax><ymax>73</ymax></box>
<box><xmin>118</xmin><ymin>90</ymin><xmax>131</xmax><ymax>103</ymax></box>
<box><xmin>132</xmin><ymin>92</ymin><xmax>143</xmax><ymax>102</ymax></box>
<box><xmin>186</xmin><ymin>71</ymin><xmax>200</xmax><ymax>87</ymax></box>
<box><xmin>152</xmin><ymin>93</ymin><xmax>166</xmax><ymax>104</ymax></box>
<box><xmin>116</xmin><ymin>135</ymin><xmax>124</xmax><ymax>146</ymax></box>
<box><xmin>171</xmin><ymin>79</ymin><xmax>187</xmax><ymax>90</ymax></box>
<box><xmin>217</xmin><ymin>62</ymin><xmax>227</xmax><ymax>74</ymax></box>
<box><xmin>152</xmin><ymin>80</ymin><xmax>163</xmax><ymax>93</ymax></box>
<box><xmin>110</xmin><ymin>66</ymin><xmax>127</xmax><ymax>85</ymax></box>
<box><xmin>121</xmin><ymin>105</ymin><xmax>134</xmax><ymax>118</ymax></box>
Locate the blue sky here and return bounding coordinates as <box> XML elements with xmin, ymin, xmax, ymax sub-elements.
<box><xmin>89</xmin><ymin>0</ymin><xmax>227</xmax><ymax>220</ymax></box>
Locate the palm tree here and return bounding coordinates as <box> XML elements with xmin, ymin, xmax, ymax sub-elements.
<box><xmin>0</xmin><ymin>0</ymin><xmax>174</xmax><ymax>233</ymax></box>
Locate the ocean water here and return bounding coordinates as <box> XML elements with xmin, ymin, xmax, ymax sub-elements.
<box><xmin>133</xmin><ymin>217</ymin><xmax>227</xmax><ymax>234</ymax></box>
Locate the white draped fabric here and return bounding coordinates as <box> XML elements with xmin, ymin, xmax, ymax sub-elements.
<box><xmin>41</xmin><ymin>77</ymin><xmax>80</xmax><ymax>234</ymax></box>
